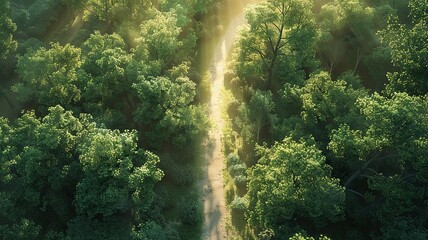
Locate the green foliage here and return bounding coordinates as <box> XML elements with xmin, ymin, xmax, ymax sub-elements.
<box><xmin>84</xmin><ymin>0</ymin><xmax>154</xmax><ymax>24</ymax></box>
<box><xmin>0</xmin><ymin>219</ymin><xmax>41</xmax><ymax>240</ymax></box>
<box><xmin>234</xmin><ymin>89</ymin><xmax>276</xmax><ymax>165</ymax></box>
<box><xmin>181</xmin><ymin>199</ymin><xmax>202</xmax><ymax>225</ymax></box>
<box><xmin>230</xmin><ymin>196</ymin><xmax>247</xmax><ymax>211</ymax></box>
<box><xmin>133</xmin><ymin>75</ymin><xmax>209</xmax><ymax>148</ymax></box>
<box><xmin>79</xmin><ymin>31</ymin><xmax>132</xmax><ymax>127</ymax></box>
<box><xmin>0</xmin><ymin>0</ymin><xmax>17</xmax><ymax>59</ymax></box>
<box><xmin>247</xmin><ymin>137</ymin><xmax>345</xmax><ymax>236</ymax></box>
<box><xmin>0</xmin><ymin>106</ymin><xmax>163</xmax><ymax>239</ymax></box>
<box><xmin>380</xmin><ymin>0</ymin><xmax>428</xmax><ymax>95</ymax></box>
<box><xmin>329</xmin><ymin>92</ymin><xmax>428</xmax><ymax>236</ymax></box>
<box><xmin>131</xmin><ymin>221</ymin><xmax>179</xmax><ymax>240</ymax></box>
<box><xmin>135</xmin><ymin>10</ymin><xmax>183</xmax><ymax>72</ymax></box>
<box><xmin>226</xmin><ymin>152</ymin><xmax>241</xmax><ymax>168</ymax></box>
<box><xmin>377</xmin><ymin>217</ymin><xmax>428</xmax><ymax>240</ymax></box>
<box><xmin>300</xmin><ymin>71</ymin><xmax>367</xmax><ymax>142</ymax></box>
<box><xmin>232</xmin><ymin>0</ymin><xmax>318</xmax><ymax>90</ymax></box>
<box><xmin>289</xmin><ymin>232</ymin><xmax>332</xmax><ymax>240</ymax></box>
<box><xmin>81</xmin><ymin>31</ymin><xmax>131</xmax><ymax>103</ymax></box>
<box><xmin>14</xmin><ymin>43</ymin><xmax>82</xmax><ymax>108</ymax></box>
<box><xmin>171</xmin><ymin>165</ymin><xmax>197</xmax><ymax>186</ymax></box>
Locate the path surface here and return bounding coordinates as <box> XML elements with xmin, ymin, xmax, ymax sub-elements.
<box><xmin>202</xmin><ymin>13</ymin><xmax>246</xmax><ymax>240</ymax></box>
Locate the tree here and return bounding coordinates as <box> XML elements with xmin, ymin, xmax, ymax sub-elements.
<box><xmin>234</xmin><ymin>89</ymin><xmax>276</xmax><ymax>165</ymax></box>
<box><xmin>0</xmin><ymin>106</ymin><xmax>163</xmax><ymax>239</ymax></box>
<box><xmin>237</xmin><ymin>89</ymin><xmax>276</xmax><ymax>144</ymax></box>
<box><xmin>133</xmin><ymin>75</ymin><xmax>209</xmax><ymax>148</ymax></box>
<box><xmin>135</xmin><ymin>10</ymin><xmax>184</xmax><ymax>74</ymax></box>
<box><xmin>83</xmin><ymin>0</ymin><xmax>154</xmax><ymax>24</ymax></box>
<box><xmin>83</xmin><ymin>0</ymin><xmax>117</xmax><ymax>23</ymax></box>
<box><xmin>247</xmin><ymin>137</ymin><xmax>345</xmax><ymax>238</ymax></box>
<box><xmin>0</xmin><ymin>0</ymin><xmax>17</xmax><ymax>60</ymax></box>
<box><xmin>300</xmin><ymin>71</ymin><xmax>367</xmax><ymax>143</ymax></box>
<box><xmin>380</xmin><ymin>0</ymin><xmax>428</xmax><ymax>95</ymax></box>
<box><xmin>317</xmin><ymin>0</ymin><xmax>376</xmax><ymax>75</ymax></box>
<box><xmin>329</xmin><ymin>92</ymin><xmax>428</xmax><ymax>236</ymax></box>
<box><xmin>13</xmin><ymin>43</ymin><xmax>81</xmax><ymax>109</ymax></box>
<box><xmin>289</xmin><ymin>232</ymin><xmax>332</xmax><ymax>240</ymax></box>
<box><xmin>79</xmin><ymin>31</ymin><xmax>133</xmax><ymax>127</ymax></box>
<box><xmin>235</xmin><ymin>0</ymin><xmax>318</xmax><ymax>90</ymax></box>
<box><xmin>247</xmin><ymin>90</ymin><xmax>276</xmax><ymax>144</ymax></box>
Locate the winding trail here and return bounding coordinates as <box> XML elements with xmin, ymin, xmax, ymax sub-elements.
<box><xmin>201</xmin><ymin>13</ymin><xmax>246</xmax><ymax>240</ymax></box>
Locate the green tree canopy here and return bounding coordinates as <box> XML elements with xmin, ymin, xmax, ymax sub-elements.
<box><xmin>232</xmin><ymin>0</ymin><xmax>319</xmax><ymax>90</ymax></box>
<box><xmin>79</xmin><ymin>31</ymin><xmax>133</xmax><ymax>127</ymax></box>
<box><xmin>135</xmin><ymin>10</ymin><xmax>183</xmax><ymax>74</ymax></box>
<box><xmin>133</xmin><ymin>75</ymin><xmax>209</xmax><ymax>148</ymax></box>
<box><xmin>247</xmin><ymin>137</ymin><xmax>345</xmax><ymax>237</ymax></box>
<box><xmin>300</xmin><ymin>71</ymin><xmax>367</xmax><ymax>143</ymax></box>
<box><xmin>0</xmin><ymin>106</ymin><xmax>163</xmax><ymax>239</ymax></box>
<box><xmin>13</xmin><ymin>43</ymin><xmax>82</xmax><ymax>109</ymax></box>
<box><xmin>329</xmin><ymin>93</ymin><xmax>428</xmax><ymax>236</ymax></box>
<box><xmin>380</xmin><ymin>0</ymin><xmax>428</xmax><ymax>95</ymax></box>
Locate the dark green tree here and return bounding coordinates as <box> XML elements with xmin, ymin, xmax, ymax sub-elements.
<box><xmin>0</xmin><ymin>0</ymin><xmax>17</xmax><ymax>60</ymax></box>
<box><xmin>329</xmin><ymin>93</ymin><xmax>428</xmax><ymax>237</ymax></box>
<box><xmin>0</xmin><ymin>106</ymin><xmax>163</xmax><ymax>239</ymax></box>
<box><xmin>380</xmin><ymin>0</ymin><xmax>428</xmax><ymax>95</ymax></box>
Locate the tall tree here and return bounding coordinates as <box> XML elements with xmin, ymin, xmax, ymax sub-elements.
<box><xmin>317</xmin><ymin>0</ymin><xmax>376</xmax><ymax>75</ymax></box>
<box><xmin>234</xmin><ymin>0</ymin><xmax>318</xmax><ymax>90</ymax></box>
<box><xmin>300</xmin><ymin>71</ymin><xmax>367</xmax><ymax>144</ymax></box>
<box><xmin>135</xmin><ymin>10</ymin><xmax>184</xmax><ymax>74</ymax></box>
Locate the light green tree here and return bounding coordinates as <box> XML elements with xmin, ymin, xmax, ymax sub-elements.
<box><xmin>133</xmin><ymin>75</ymin><xmax>209</xmax><ymax>148</ymax></box>
<box><xmin>79</xmin><ymin>31</ymin><xmax>133</xmax><ymax>127</ymax></box>
<box><xmin>300</xmin><ymin>71</ymin><xmax>367</xmax><ymax>143</ymax></box>
<box><xmin>247</xmin><ymin>137</ymin><xmax>345</xmax><ymax>237</ymax></box>
<box><xmin>13</xmin><ymin>43</ymin><xmax>81</xmax><ymax>108</ymax></box>
<box><xmin>234</xmin><ymin>0</ymin><xmax>318</xmax><ymax>90</ymax></box>
<box><xmin>135</xmin><ymin>10</ymin><xmax>183</xmax><ymax>74</ymax></box>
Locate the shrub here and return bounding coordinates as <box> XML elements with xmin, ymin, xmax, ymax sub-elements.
<box><xmin>226</xmin><ymin>152</ymin><xmax>241</xmax><ymax>168</ymax></box>
<box><xmin>173</xmin><ymin>166</ymin><xmax>197</xmax><ymax>186</ymax></box>
<box><xmin>228</xmin><ymin>164</ymin><xmax>246</xmax><ymax>177</ymax></box>
<box><xmin>230</xmin><ymin>196</ymin><xmax>247</xmax><ymax>211</ymax></box>
<box><xmin>233</xmin><ymin>175</ymin><xmax>247</xmax><ymax>188</ymax></box>
<box><xmin>181</xmin><ymin>200</ymin><xmax>202</xmax><ymax>225</ymax></box>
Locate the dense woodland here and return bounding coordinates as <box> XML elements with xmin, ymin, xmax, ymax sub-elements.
<box><xmin>0</xmin><ymin>0</ymin><xmax>427</xmax><ymax>239</ymax></box>
<box><xmin>223</xmin><ymin>0</ymin><xmax>427</xmax><ymax>239</ymax></box>
<box><xmin>0</xmin><ymin>0</ymin><xmax>221</xmax><ymax>239</ymax></box>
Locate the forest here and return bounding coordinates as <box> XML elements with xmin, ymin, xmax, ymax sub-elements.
<box><xmin>0</xmin><ymin>0</ymin><xmax>427</xmax><ymax>239</ymax></box>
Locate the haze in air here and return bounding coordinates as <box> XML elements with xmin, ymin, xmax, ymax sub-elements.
<box><xmin>0</xmin><ymin>0</ymin><xmax>427</xmax><ymax>239</ymax></box>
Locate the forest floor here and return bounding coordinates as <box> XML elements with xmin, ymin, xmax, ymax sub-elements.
<box><xmin>201</xmin><ymin>13</ymin><xmax>246</xmax><ymax>240</ymax></box>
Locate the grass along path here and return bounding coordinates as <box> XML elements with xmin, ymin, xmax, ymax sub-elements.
<box><xmin>201</xmin><ymin>13</ymin><xmax>246</xmax><ymax>240</ymax></box>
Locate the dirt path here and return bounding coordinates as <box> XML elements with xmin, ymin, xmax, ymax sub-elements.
<box><xmin>202</xmin><ymin>13</ymin><xmax>246</xmax><ymax>240</ymax></box>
